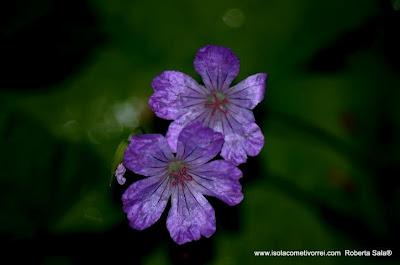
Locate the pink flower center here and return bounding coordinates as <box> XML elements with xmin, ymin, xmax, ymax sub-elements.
<box><xmin>205</xmin><ymin>91</ymin><xmax>229</xmax><ymax>115</ymax></box>
<box><xmin>168</xmin><ymin>161</ymin><xmax>192</xmax><ymax>186</ymax></box>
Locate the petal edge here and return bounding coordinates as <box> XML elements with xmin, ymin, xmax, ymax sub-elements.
<box><xmin>194</xmin><ymin>45</ymin><xmax>240</xmax><ymax>91</ymax></box>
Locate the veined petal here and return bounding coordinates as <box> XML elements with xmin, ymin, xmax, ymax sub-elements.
<box><xmin>221</xmin><ymin>123</ymin><xmax>264</xmax><ymax>165</ymax></box>
<box><xmin>205</xmin><ymin>108</ymin><xmax>244</xmax><ymax>136</ymax></box>
<box><xmin>226</xmin><ymin>103</ymin><xmax>255</xmax><ymax>124</ymax></box>
<box><xmin>227</xmin><ymin>73</ymin><xmax>267</xmax><ymax>109</ymax></box>
<box><xmin>194</xmin><ymin>45</ymin><xmax>239</xmax><ymax>91</ymax></box>
<box><xmin>166</xmin><ymin>107</ymin><xmax>206</xmax><ymax>152</ymax></box>
<box><xmin>122</xmin><ymin>175</ymin><xmax>171</xmax><ymax>230</ymax></box>
<box><xmin>149</xmin><ymin>71</ymin><xmax>206</xmax><ymax>120</ymax></box>
<box><xmin>124</xmin><ymin>134</ymin><xmax>173</xmax><ymax>176</ymax></box>
<box><xmin>190</xmin><ymin>160</ymin><xmax>243</xmax><ymax>206</ymax></box>
<box><xmin>241</xmin><ymin>122</ymin><xmax>264</xmax><ymax>156</ymax></box>
<box><xmin>216</xmin><ymin>108</ymin><xmax>254</xmax><ymax>139</ymax></box>
<box><xmin>220</xmin><ymin>133</ymin><xmax>247</xmax><ymax>165</ymax></box>
<box><xmin>167</xmin><ymin>184</ymin><xmax>216</xmax><ymax>245</ymax></box>
<box><xmin>177</xmin><ymin>122</ymin><xmax>224</xmax><ymax>166</ymax></box>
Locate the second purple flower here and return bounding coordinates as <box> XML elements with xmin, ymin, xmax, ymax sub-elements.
<box><xmin>122</xmin><ymin>122</ymin><xmax>243</xmax><ymax>244</ymax></box>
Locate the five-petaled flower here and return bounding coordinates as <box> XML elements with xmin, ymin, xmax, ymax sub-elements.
<box><xmin>149</xmin><ymin>45</ymin><xmax>267</xmax><ymax>165</ymax></box>
<box><xmin>122</xmin><ymin>122</ymin><xmax>243</xmax><ymax>244</ymax></box>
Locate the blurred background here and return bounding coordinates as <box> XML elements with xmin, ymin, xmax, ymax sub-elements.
<box><xmin>1</xmin><ymin>0</ymin><xmax>399</xmax><ymax>264</ymax></box>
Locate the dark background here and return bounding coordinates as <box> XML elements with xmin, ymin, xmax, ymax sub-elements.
<box><xmin>0</xmin><ymin>0</ymin><xmax>399</xmax><ymax>264</ymax></box>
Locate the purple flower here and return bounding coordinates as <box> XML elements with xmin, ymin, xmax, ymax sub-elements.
<box><xmin>122</xmin><ymin>122</ymin><xmax>243</xmax><ymax>244</ymax></box>
<box><xmin>149</xmin><ymin>45</ymin><xmax>267</xmax><ymax>165</ymax></box>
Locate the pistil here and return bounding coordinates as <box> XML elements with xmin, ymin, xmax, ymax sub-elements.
<box><xmin>168</xmin><ymin>161</ymin><xmax>192</xmax><ymax>186</ymax></box>
<box><xmin>205</xmin><ymin>91</ymin><xmax>229</xmax><ymax>115</ymax></box>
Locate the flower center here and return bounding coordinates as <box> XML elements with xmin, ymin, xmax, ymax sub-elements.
<box><xmin>168</xmin><ymin>160</ymin><xmax>192</xmax><ymax>186</ymax></box>
<box><xmin>205</xmin><ymin>91</ymin><xmax>229</xmax><ymax>115</ymax></box>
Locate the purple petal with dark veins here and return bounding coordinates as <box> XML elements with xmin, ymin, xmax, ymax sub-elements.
<box><xmin>226</xmin><ymin>103</ymin><xmax>255</xmax><ymax>124</ymax></box>
<box><xmin>149</xmin><ymin>71</ymin><xmax>206</xmax><ymax>120</ymax></box>
<box><xmin>194</xmin><ymin>45</ymin><xmax>240</xmax><ymax>91</ymax></box>
<box><xmin>176</xmin><ymin>122</ymin><xmax>224</xmax><ymax>166</ymax></box>
<box><xmin>166</xmin><ymin>106</ymin><xmax>206</xmax><ymax>152</ymax></box>
<box><xmin>122</xmin><ymin>175</ymin><xmax>171</xmax><ymax>230</ymax></box>
<box><xmin>166</xmin><ymin>184</ymin><xmax>216</xmax><ymax>245</ymax></box>
<box><xmin>228</xmin><ymin>73</ymin><xmax>267</xmax><ymax>109</ymax></box>
<box><xmin>190</xmin><ymin>160</ymin><xmax>243</xmax><ymax>206</ymax></box>
<box><xmin>220</xmin><ymin>133</ymin><xmax>247</xmax><ymax>165</ymax></box>
<box><xmin>221</xmin><ymin>123</ymin><xmax>264</xmax><ymax>165</ymax></box>
<box><xmin>241</xmin><ymin>122</ymin><xmax>264</xmax><ymax>156</ymax></box>
<box><xmin>124</xmin><ymin>134</ymin><xmax>173</xmax><ymax>176</ymax></box>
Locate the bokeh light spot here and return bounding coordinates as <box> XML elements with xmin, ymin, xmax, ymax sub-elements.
<box><xmin>222</xmin><ymin>8</ymin><xmax>245</xmax><ymax>28</ymax></box>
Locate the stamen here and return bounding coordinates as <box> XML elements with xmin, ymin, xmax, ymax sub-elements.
<box><xmin>205</xmin><ymin>91</ymin><xmax>229</xmax><ymax>115</ymax></box>
<box><xmin>168</xmin><ymin>161</ymin><xmax>193</xmax><ymax>186</ymax></box>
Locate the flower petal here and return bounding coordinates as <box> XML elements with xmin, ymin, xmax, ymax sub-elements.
<box><xmin>220</xmin><ymin>133</ymin><xmax>247</xmax><ymax>165</ymax></box>
<box><xmin>242</xmin><ymin>122</ymin><xmax>264</xmax><ymax>156</ymax></box>
<box><xmin>115</xmin><ymin>163</ymin><xmax>126</xmax><ymax>185</ymax></box>
<box><xmin>149</xmin><ymin>71</ymin><xmax>206</xmax><ymax>120</ymax></box>
<box><xmin>226</xmin><ymin>103</ymin><xmax>255</xmax><ymax>124</ymax></box>
<box><xmin>194</xmin><ymin>45</ymin><xmax>240</xmax><ymax>91</ymax></box>
<box><xmin>122</xmin><ymin>175</ymin><xmax>172</xmax><ymax>230</ymax></box>
<box><xmin>190</xmin><ymin>160</ymin><xmax>243</xmax><ymax>206</ymax></box>
<box><xmin>206</xmin><ymin>102</ymin><xmax>255</xmax><ymax>136</ymax></box>
<box><xmin>221</xmin><ymin>123</ymin><xmax>264</xmax><ymax>165</ymax></box>
<box><xmin>177</xmin><ymin>122</ymin><xmax>224</xmax><ymax>166</ymax></box>
<box><xmin>228</xmin><ymin>73</ymin><xmax>267</xmax><ymax>109</ymax></box>
<box><xmin>166</xmin><ymin>107</ymin><xmax>206</xmax><ymax>152</ymax></box>
<box><xmin>167</xmin><ymin>184</ymin><xmax>216</xmax><ymax>244</ymax></box>
<box><xmin>124</xmin><ymin>134</ymin><xmax>173</xmax><ymax>176</ymax></box>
